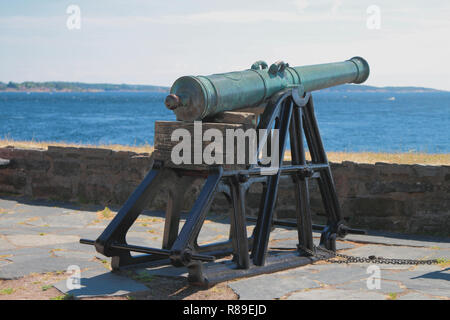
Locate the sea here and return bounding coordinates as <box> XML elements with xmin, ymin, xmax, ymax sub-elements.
<box><xmin>0</xmin><ymin>91</ymin><xmax>449</xmax><ymax>153</ymax></box>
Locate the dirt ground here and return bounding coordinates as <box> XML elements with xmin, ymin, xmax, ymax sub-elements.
<box><xmin>0</xmin><ymin>272</ymin><xmax>238</xmax><ymax>300</ymax></box>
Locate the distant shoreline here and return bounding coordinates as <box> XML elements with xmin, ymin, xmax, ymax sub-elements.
<box><xmin>0</xmin><ymin>88</ymin><xmax>169</xmax><ymax>93</ymax></box>
<box><xmin>0</xmin><ymin>81</ymin><xmax>169</xmax><ymax>93</ymax></box>
<box><xmin>0</xmin><ymin>81</ymin><xmax>446</xmax><ymax>93</ymax></box>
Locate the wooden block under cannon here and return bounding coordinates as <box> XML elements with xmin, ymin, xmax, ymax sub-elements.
<box><xmin>154</xmin><ymin>112</ymin><xmax>257</xmax><ymax>170</ymax></box>
<box><xmin>204</xmin><ymin>111</ymin><xmax>257</xmax><ymax>126</ymax></box>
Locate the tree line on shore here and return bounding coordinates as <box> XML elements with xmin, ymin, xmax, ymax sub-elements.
<box><xmin>0</xmin><ymin>81</ymin><xmax>169</xmax><ymax>92</ymax></box>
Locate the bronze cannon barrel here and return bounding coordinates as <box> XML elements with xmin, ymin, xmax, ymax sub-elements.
<box><xmin>165</xmin><ymin>57</ymin><xmax>370</xmax><ymax>121</ymax></box>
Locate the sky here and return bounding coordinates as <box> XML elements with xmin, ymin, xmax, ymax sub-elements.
<box><xmin>0</xmin><ymin>0</ymin><xmax>449</xmax><ymax>90</ymax></box>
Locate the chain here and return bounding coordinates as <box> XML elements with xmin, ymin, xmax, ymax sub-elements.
<box><xmin>298</xmin><ymin>244</ymin><xmax>440</xmax><ymax>265</ymax></box>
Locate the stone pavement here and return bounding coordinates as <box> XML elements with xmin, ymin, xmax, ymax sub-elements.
<box><xmin>0</xmin><ymin>197</ymin><xmax>448</xmax><ymax>300</ymax></box>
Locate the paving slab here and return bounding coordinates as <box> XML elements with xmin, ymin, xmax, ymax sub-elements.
<box><xmin>7</xmin><ymin>248</ymin><xmax>53</xmax><ymax>262</ymax></box>
<box><xmin>3</xmin><ymin>245</ymin><xmax>51</xmax><ymax>255</ymax></box>
<box><xmin>54</xmin><ymin>242</ymin><xmax>98</xmax><ymax>253</ymax></box>
<box><xmin>0</xmin><ymin>199</ymin><xmax>20</xmax><ymax>210</ymax></box>
<box><xmin>270</xmin><ymin>230</ymin><xmax>297</xmax><ymax>240</ymax></box>
<box><xmin>229</xmin><ymin>272</ymin><xmax>320</xmax><ymax>300</ymax></box>
<box><xmin>8</xmin><ymin>205</ymin><xmax>71</xmax><ymax>218</ymax></box>
<box><xmin>128</xmin><ymin>224</ymin><xmax>160</xmax><ymax>233</ymax></box>
<box><xmin>5</xmin><ymin>234</ymin><xmax>80</xmax><ymax>247</ymax></box>
<box><xmin>271</xmin><ymin>238</ymin><xmax>355</xmax><ymax>251</ymax></box>
<box><xmin>53</xmin><ymin>228</ymin><xmax>102</xmax><ymax>239</ymax></box>
<box><xmin>0</xmin><ymin>260</ymin><xmax>11</xmax><ymax>268</ymax></box>
<box><xmin>228</xmin><ymin>263</ymin><xmax>372</xmax><ymax>299</ymax></box>
<box><xmin>336</xmin><ymin>278</ymin><xmax>404</xmax><ymax>294</ymax></box>
<box><xmin>85</xmin><ymin>220</ymin><xmax>111</xmax><ymax>228</ymax></box>
<box><xmin>0</xmin><ymin>217</ymin><xmax>28</xmax><ymax>227</ymax></box>
<box><xmin>339</xmin><ymin>244</ymin><xmax>449</xmax><ymax>270</ymax></box>
<box><xmin>125</xmin><ymin>236</ymin><xmax>161</xmax><ymax>249</ymax></box>
<box><xmin>137</xmin><ymin>261</ymin><xmax>188</xmax><ymax>278</ymax></box>
<box><xmin>271</xmin><ymin>230</ymin><xmax>324</xmax><ymax>240</ymax></box>
<box><xmin>346</xmin><ymin>232</ymin><xmax>450</xmax><ymax>249</ymax></box>
<box><xmin>292</xmin><ymin>264</ymin><xmax>371</xmax><ymax>285</ymax></box>
<box><xmin>0</xmin><ymin>238</ymin><xmax>17</xmax><ymax>250</ymax></box>
<box><xmin>423</xmin><ymin>248</ymin><xmax>450</xmax><ymax>259</ymax></box>
<box><xmin>12</xmin><ymin>216</ymin><xmax>46</xmax><ymax>227</ymax></box>
<box><xmin>343</xmin><ymin>244</ymin><xmax>435</xmax><ymax>259</ymax></box>
<box><xmin>42</xmin><ymin>212</ymin><xmax>97</xmax><ymax>228</ymax></box>
<box><xmin>0</xmin><ymin>256</ymin><xmax>104</xmax><ymax>279</ymax></box>
<box><xmin>2</xmin><ymin>226</ymin><xmax>75</xmax><ymax>235</ymax></box>
<box><xmin>382</xmin><ymin>268</ymin><xmax>450</xmax><ymax>298</ymax></box>
<box><xmin>397</xmin><ymin>292</ymin><xmax>441</xmax><ymax>300</ymax></box>
<box><xmin>54</xmin><ymin>270</ymin><xmax>149</xmax><ymax>298</ymax></box>
<box><xmin>51</xmin><ymin>250</ymin><xmax>99</xmax><ymax>261</ymax></box>
<box><xmin>287</xmin><ymin>288</ymin><xmax>387</xmax><ymax>300</ymax></box>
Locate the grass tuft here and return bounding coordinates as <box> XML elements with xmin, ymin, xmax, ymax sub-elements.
<box><xmin>50</xmin><ymin>293</ymin><xmax>74</xmax><ymax>300</ymax></box>
<box><xmin>41</xmin><ymin>285</ymin><xmax>53</xmax><ymax>291</ymax></box>
<box><xmin>0</xmin><ymin>288</ymin><xmax>14</xmax><ymax>295</ymax></box>
<box><xmin>436</xmin><ymin>258</ymin><xmax>450</xmax><ymax>268</ymax></box>
<box><xmin>387</xmin><ymin>292</ymin><xmax>398</xmax><ymax>300</ymax></box>
<box><xmin>97</xmin><ymin>207</ymin><xmax>115</xmax><ymax>219</ymax></box>
<box><xmin>130</xmin><ymin>272</ymin><xmax>155</xmax><ymax>283</ymax></box>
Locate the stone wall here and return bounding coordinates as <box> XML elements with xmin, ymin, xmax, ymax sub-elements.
<box><xmin>0</xmin><ymin>146</ymin><xmax>153</xmax><ymax>206</ymax></box>
<box><xmin>0</xmin><ymin>146</ymin><xmax>449</xmax><ymax>236</ymax></box>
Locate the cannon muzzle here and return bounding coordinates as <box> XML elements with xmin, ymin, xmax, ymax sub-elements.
<box><xmin>165</xmin><ymin>57</ymin><xmax>369</xmax><ymax>121</ymax></box>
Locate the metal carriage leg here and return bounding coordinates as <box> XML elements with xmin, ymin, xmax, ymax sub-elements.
<box><xmin>162</xmin><ymin>175</ymin><xmax>196</xmax><ymax>250</ymax></box>
<box><xmin>302</xmin><ymin>97</ymin><xmax>342</xmax><ymax>250</ymax></box>
<box><xmin>169</xmin><ymin>167</ymin><xmax>223</xmax><ymax>284</ymax></box>
<box><xmin>229</xmin><ymin>176</ymin><xmax>250</xmax><ymax>269</ymax></box>
<box><xmin>289</xmin><ymin>102</ymin><xmax>314</xmax><ymax>255</ymax></box>
<box><xmin>89</xmin><ymin>161</ymin><xmax>170</xmax><ymax>269</ymax></box>
<box><xmin>252</xmin><ymin>96</ymin><xmax>294</xmax><ymax>266</ymax></box>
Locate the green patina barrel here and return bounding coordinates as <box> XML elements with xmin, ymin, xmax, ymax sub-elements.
<box><xmin>165</xmin><ymin>57</ymin><xmax>369</xmax><ymax>121</ymax></box>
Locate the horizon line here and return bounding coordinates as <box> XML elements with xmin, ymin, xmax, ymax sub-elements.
<box><xmin>0</xmin><ymin>80</ymin><xmax>448</xmax><ymax>92</ymax></box>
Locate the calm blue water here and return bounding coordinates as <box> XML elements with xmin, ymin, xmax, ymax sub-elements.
<box><xmin>0</xmin><ymin>91</ymin><xmax>449</xmax><ymax>153</ymax></box>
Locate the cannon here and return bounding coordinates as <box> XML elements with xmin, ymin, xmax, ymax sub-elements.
<box><xmin>81</xmin><ymin>57</ymin><xmax>369</xmax><ymax>286</ymax></box>
<box><xmin>165</xmin><ymin>57</ymin><xmax>369</xmax><ymax>120</ymax></box>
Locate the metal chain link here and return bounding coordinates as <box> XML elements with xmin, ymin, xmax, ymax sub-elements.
<box><xmin>298</xmin><ymin>244</ymin><xmax>440</xmax><ymax>265</ymax></box>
